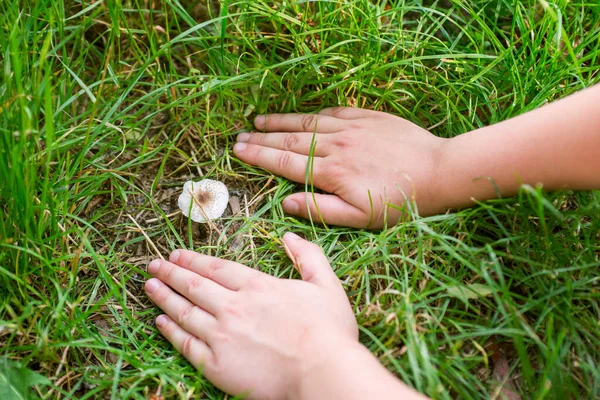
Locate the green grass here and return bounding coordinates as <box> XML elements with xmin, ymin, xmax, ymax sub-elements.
<box><xmin>1</xmin><ymin>0</ymin><xmax>599</xmax><ymax>398</ymax></box>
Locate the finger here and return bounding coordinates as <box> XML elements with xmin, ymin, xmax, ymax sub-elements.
<box><xmin>169</xmin><ymin>250</ymin><xmax>262</xmax><ymax>291</ymax></box>
<box><xmin>236</xmin><ymin>132</ymin><xmax>329</xmax><ymax>157</ymax></box>
<box><xmin>254</xmin><ymin>113</ymin><xmax>344</xmax><ymax>133</ymax></box>
<box><xmin>233</xmin><ymin>143</ymin><xmax>325</xmax><ymax>185</ymax></box>
<box><xmin>282</xmin><ymin>193</ymin><xmax>370</xmax><ymax>228</ymax></box>
<box><xmin>154</xmin><ymin>314</ymin><xmax>213</xmax><ymax>369</ymax></box>
<box><xmin>145</xmin><ymin>278</ymin><xmax>217</xmax><ymax>342</ymax></box>
<box><xmin>281</xmin><ymin>232</ymin><xmax>341</xmax><ymax>290</ymax></box>
<box><xmin>148</xmin><ymin>259</ymin><xmax>233</xmax><ymax>315</ymax></box>
<box><xmin>317</xmin><ymin>106</ymin><xmax>383</xmax><ymax>119</ymax></box>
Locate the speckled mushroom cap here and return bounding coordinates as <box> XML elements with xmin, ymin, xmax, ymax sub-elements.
<box><xmin>178</xmin><ymin>179</ymin><xmax>229</xmax><ymax>222</ymax></box>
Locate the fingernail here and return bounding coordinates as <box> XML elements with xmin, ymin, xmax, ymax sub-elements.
<box><xmin>145</xmin><ymin>278</ymin><xmax>160</xmax><ymax>293</ymax></box>
<box><xmin>283</xmin><ymin>198</ymin><xmax>299</xmax><ymax>214</ymax></box>
<box><xmin>156</xmin><ymin>315</ymin><xmax>168</xmax><ymax>328</ymax></box>
<box><xmin>170</xmin><ymin>250</ymin><xmax>180</xmax><ymax>263</ymax></box>
<box><xmin>254</xmin><ymin>115</ymin><xmax>265</xmax><ymax>127</ymax></box>
<box><xmin>233</xmin><ymin>142</ymin><xmax>247</xmax><ymax>153</ymax></box>
<box><xmin>285</xmin><ymin>232</ymin><xmax>301</xmax><ymax>241</ymax></box>
<box><xmin>148</xmin><ymin>259</ymin><xmax>161</xmax><ymax>274</ymax></box>
<box><xmin>237</xmin><ymin>132</ymin><xmax>250</xmax><ymax>142</ymax></box>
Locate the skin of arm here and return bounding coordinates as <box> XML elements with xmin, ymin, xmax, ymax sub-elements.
<box><xmin>438</xmin><ymin>85</ymin><xmax>600</xmax><ymax>209</ymax></box>
<box><xmin>297</xmin><ymin>339</ymin><xmax>428</xmax><ymax>400</ymax></box>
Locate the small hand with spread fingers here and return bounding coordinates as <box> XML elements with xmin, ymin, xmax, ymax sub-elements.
<box><xmin>234</xmin><ymin>85</ymin><xmax>600</xmax><ymax>229</ymax></box>
<box><xmin>145</xmin><ymin>233</ymin><xmax>425</xmax><ymax>400</ymax></box>
<box><xmin>233</xmin><ymin>107</ymin><xmax>449</xmax><ymax>228</ymax></box>
<box><xmin>145</xmin><ymin>233</ymin><xmax>355</xmax><ymax>399</ymax></box>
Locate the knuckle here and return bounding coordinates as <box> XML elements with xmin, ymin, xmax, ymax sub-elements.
<box><xmin>244</xmin><ymin>144</ymin><xmax>263</xmax><ymax>163</ymax></box>
<box><xmin>210</xmin><ymin>327</ymin><xmax>232</xmax><ymax>348</ymax></box>
<box><xmin>254</xmin><ymin>133</ymin><xmax>267</xmax><ymax>145</ymax></box>
<box><xmin>153</xmin><ymin>286</ymin><xmax>170</xmax><ymax>303</ymax></box>
<box><xmin>266</xmin><ymin>114</ymin><xmax>280</xmax><ymax>127</ymax></box>
<box><xmin>206</xmin><ymin>259</ymin><xmax>226</xmax><ymax>280</ymax></box>
<box><xmin>301</xmin><ymin>114</ymin><xmax>318</xmax><ymax>132</ymax></box>
<box><xmin>283</xmin><ymin>133</ymin><xmax>300</xmax><ymax>150</ymax></box>
<box><xmin>185</xmin><ymin>276</ymin><xmax>203</xmax><ymax>294</ymax></box>
<box><xmin>277</xmin><ymin>151</ymin><xmax>293</xmax><ymax>170</ymax></box>
<box><xmin>223</xmin><ymin>300</ymin><xmax>243</xmax><ymax>318</ymax></box>
<box><xmin>181</xmin><ymin>335</ymin><xmax>195</xmax><ymax>358</ymax></box>
<box><xmin>330</xmin><ymin>106</ymin><xmax>347</xmax><ymax>117</ymax></box>
<box><xmin>330</xmin><ymin>135</ymin><xmax>354</xmax><ymax>150</ymax></box>
<box><xmin>177</xmin><ymin>304</ymin><xmax>196</xmax><ymax>326</ymax></box>
<box><xmin>160</xmin><ymin>264</ymin><xmax>175</xmax><ymax>281</ymax></box>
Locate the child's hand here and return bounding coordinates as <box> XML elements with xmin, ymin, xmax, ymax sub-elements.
<box><xmin>145</xmin><ymin>233</ymin><xmax>358</xmax><ymax>400</ymax></box>
<box><xmin>233</xmin><ymin>108</ymin><xmax>450</xmax><ymax>228</ymax></box>
<box><xmin>235</xmin><ymin>85</ymin><xmax>600</xmax><ymax>227</ymax></box>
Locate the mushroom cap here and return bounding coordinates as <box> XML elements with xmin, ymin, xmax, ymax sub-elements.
<box><xmin>178</xmin><ymin>179</ymin><xmax>229</xmax><ymax>223</ymax></box>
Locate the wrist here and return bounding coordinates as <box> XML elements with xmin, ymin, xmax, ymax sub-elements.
<box><xmin>429</xmin><ymin>134</ymin><xmax>481</xmax><ymax>213</ymax></box>
<box><xmin>290</xmin><ymin>337</ymin><xmax>358</xmax><ymax>400</ymax></box>
<box><xmin>292</xmin><ymin>338</ymin><xmax>425</xmax><ymax>400</ymax></box>
<box><xmin>435</xmin><ymin>127</ymin><xmax>521</xmax><ymax>211</ymax></box>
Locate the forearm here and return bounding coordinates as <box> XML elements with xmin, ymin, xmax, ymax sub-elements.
<box><xmin>440</xmin><ymin>85</ymin><xmax>600</xmax><ymax>208</ymax></box>
<box><xmin>295</xmin><ymin>341</ymin><xmax>426</xmax><ymax>400</ymax></box>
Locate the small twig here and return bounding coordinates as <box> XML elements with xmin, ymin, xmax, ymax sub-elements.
<box><xmin>282</xmin><ymin>239</ymin><xmax>301</xmax><ymax>274</ymax></box>
<box><xmin>427</xmin><ymin>115</ymin><xmax>448</xmax><ymax>131</ymax></box>
<box><xmin>247</xmin><ymin>185</ymin><xmax>280</xmax><ymax>210</ymax></box>
<box><xmin>127</xmin><ymin>214</ymin><xmax>165</xmax><ymax>259</ymax></box>
<box><xmin>54</xmin><ymin>328</ymin><xmax>75</xmax><ymax>378</ymax></box>
<box><xmin>110</xmin><ymin>275</ymin><xmax>147</xmax><ymax>309</ymax></box>
<box><xmin>226</xmin><ymin>196</ymin><xmax>244</xmax><ymax>252</ymax></box>
<box><xmin>186</xmin><ymin>136</ymin><xmax>204</xmax><ymax>177</ymax></box>
<box><xmin>244</xmin><ymin>194</ymin><xmax>256</xmax><ymax>261</ymax></box>
<box><xmin>45</xmin><ymin>371</ymin><xmax>79</xmax><ymax>399</ymax></box>
<box><xmin>246</xmin><ymin>175</ymin><xmax>275</xmax><ymax>209</ymax></box>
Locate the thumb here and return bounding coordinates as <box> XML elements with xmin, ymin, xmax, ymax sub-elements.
<box><xmin>282</xmin><ymin>193</ymin><xmax>370</xmax><ymax>228</ymax></box>
<box><xmin>282</xmin><ymin>232</ymin><xmax>340</xmax><ymax>289</ymax></box>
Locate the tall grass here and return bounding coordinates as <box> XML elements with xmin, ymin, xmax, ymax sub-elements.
<box><xmin>1</xmin><ymin>1</ymin><xmax>599</xmax><ymax>398</ymax></box>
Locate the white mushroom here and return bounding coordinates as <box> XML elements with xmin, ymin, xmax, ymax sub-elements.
<box><xmin>177</xmin><ymin>179</ymin><xmax>229</xmax><ymax>223</ymax></box>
